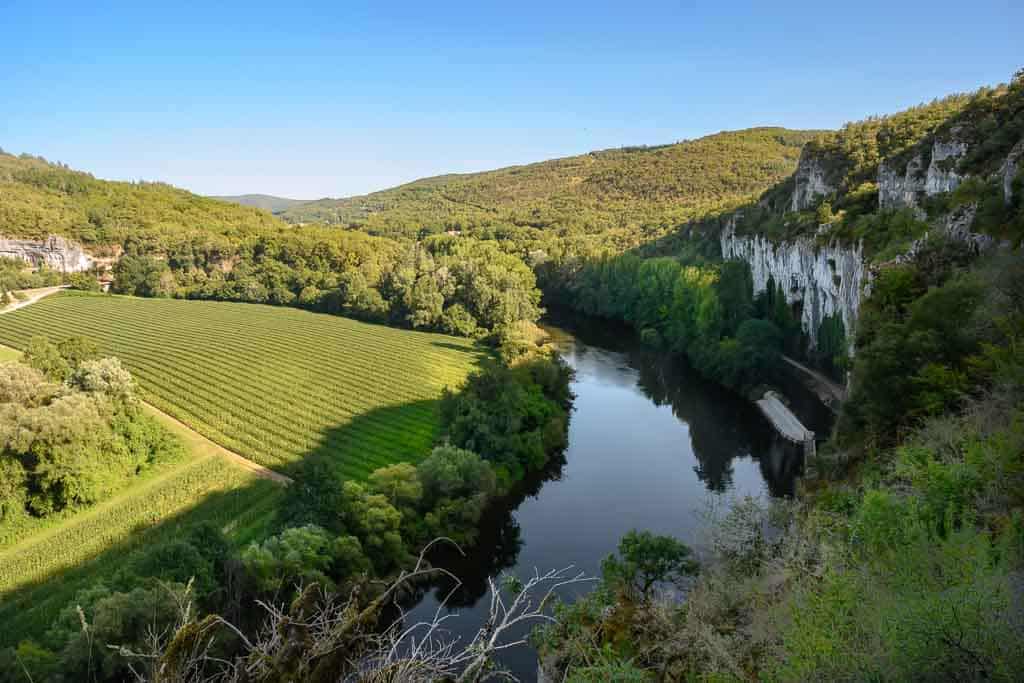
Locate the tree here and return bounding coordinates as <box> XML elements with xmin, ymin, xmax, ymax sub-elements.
<box><xmin>242</xmin><ymin>525</ymin><xmax>338</xmax><ymax>594</ymax></box>
<box><xmin>70</xmin><ymin>357</ymin><xmax>136</xmax><ymax>402</ymax></box>
<box><xmin>417</xmin><ymin>445</ymin><xmax>496</xmax><ymax>505</ymax></box>
<box><xmin>57</xmin><ymin>335</ymin><xmax>99</xmax><ymax>370</ymax></box>
<box><xmin>600</xmin><ymin>530</ymin><xmax>698</xmax><ymax>601</ymax></box>
<box><xmin>368</xmin><ymin>462</ymin><xmax>423</xmax><ymax>514</ymax></box>
<box><xmin>339</xmin><ymin>481</ymin><xmax>408</xmax><ymax>573</ymax></box>
<box><xmin>735</xmin><ymin>318</ymin><xmax>784</xmax><ymax>386</ymax></box>
<box><xmin>23</xmin><ymin>336</ymin><xmax>69</xmax><ymax>382</ymax></box>
<box><xmin>112</xmin><ymin>255</ymin><xmax>169</xmax><ymax>297</ymax></box>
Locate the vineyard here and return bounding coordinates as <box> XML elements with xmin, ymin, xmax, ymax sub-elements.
<box><xmin>0</xmin><ymin>292</ymin><xmax>484</xmax><ymax>479</ymax></box>
<box><xmin>0</xmin><ymin>450</ymin><xmax>282</xmax><ymax>643</ymax></box>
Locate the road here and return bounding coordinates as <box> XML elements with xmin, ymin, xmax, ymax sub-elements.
<box><xmin>0</xmin><ymin>285</ymin><xmax>68</xmax><ymax>314</ymax></box>
<box><xmin>782</xmin><ymin>355</ymin><xmax>848</xmax><ymax>405</ymax></box>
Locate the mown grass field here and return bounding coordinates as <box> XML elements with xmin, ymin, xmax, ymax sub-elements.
<box><xmin>0</xmin><ymin>292</ymin><xmax>484</xmax><ymax>479</ymax></box>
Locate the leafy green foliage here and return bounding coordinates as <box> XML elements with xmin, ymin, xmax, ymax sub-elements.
<box><xmin>544</xmin><ymin>252</ymin><xmax>790</xmax><ymax>394</ymax></box>
<box><xmin>441</xmin><ymin>355</ymin><xmax>572</xmax><ymax>484</ymax></box>
<box><xmin>0</xmin><ymin>342</ymin><xmax>180</xmax><ymax>522</ymax></box>
<box><xmin>836</xmin><ymin>243</ymin><xmax>1016</xmax><ymax>447</ymax></box>
<box><xmin>600</xmin><ymin>530</ymin><xmax>698</xmax><ymax>601</ymax></box>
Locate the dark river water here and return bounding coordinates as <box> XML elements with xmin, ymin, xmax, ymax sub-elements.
<box><xmin>404</xmin><ymin>314</ymin><xmax>824</xmax><ymax>679</ymax></box>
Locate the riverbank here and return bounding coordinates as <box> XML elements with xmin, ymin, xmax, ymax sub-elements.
<box><xmin>403</xmin><ymin>314</ymin><xmax>807</xmax><ymax>679</ymax></box>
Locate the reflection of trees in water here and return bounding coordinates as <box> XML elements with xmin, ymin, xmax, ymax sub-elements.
<box><xmin>415</xmin><ymin>453</ymin><xmax>569</xmax><ymax>607</ymax></box>
<box><xmin>551</xmin><ymin>310</ymin><xmax>805</xmax><ymax>498</ymax></box>
<box><xmin>630</xmin><ymin>347</ymin><xmax>803</xmax><ymax>497</ymax></box>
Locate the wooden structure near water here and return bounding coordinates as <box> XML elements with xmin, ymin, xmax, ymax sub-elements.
<box><xmin>756</xmin><ymin>390</ymin><xmax>816</xmax><ymax>458</ymax></box>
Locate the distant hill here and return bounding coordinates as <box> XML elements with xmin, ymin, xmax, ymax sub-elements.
<box><xmin>211</xmin><ymin>194</ymin><xmax>310</xmax><ymax>213</ymax></box>
<box><xmin>276</xmin><ymin>127</ymin><xmax>824</xmax><ymax>238</ymax></box>
<box><xmin>0</xmin><ymin>152</ymin><xmax>286</xmax><ymax>246</ymax></box>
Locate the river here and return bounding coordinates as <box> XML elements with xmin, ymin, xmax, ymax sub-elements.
<box><xmin>404</xmin><ymin>313</ymin><xmax>826</xmax><ymax>679</ymax></box>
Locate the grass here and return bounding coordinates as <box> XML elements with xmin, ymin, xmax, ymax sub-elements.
<box><xmin>0</xmin><ymin>292</ymin><xmax>484</xmax><ymax>479</ymax></box>
<box><xmin>0</xmin><ymin>344</ymin><xmax>22</xmax><ymax>364</ymax></box>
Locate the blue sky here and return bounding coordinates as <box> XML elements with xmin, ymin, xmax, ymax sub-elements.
<box><xmin>2</xmin><ymin>1</ymin><xmax>1021</xmax><ymax>199</ymax></box>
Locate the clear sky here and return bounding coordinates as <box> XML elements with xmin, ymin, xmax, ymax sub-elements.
<box><xmin>2</xmin><ymin>1</ymin><xmax>1021</xmax><ymax>199</ymax></box>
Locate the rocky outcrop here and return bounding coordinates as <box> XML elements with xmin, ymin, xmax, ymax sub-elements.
<box><xmin>790</xmin><ymin>149</ymin><xmax>835</xmax><ymax>212</ymax></box>
<box><xmin>879</xmin><ymin>137</ymin><xmax>967</xmax><ymax>210</ymax></box>
<box><xmin>0</xmin><ymin>235</ymin><xmax>93</xmax><ymax>272</ymax></box>
<box><xmin>925</xmin><ymin>139</ymin><xmax>968</xmax><ymax>195</ymax></box>
<box><xmin>721</xmin><ymin>217</ymin><xmax>867</xmax><ymax>350</ymax></box>
<box><xmin>888</xmin><ymin>203</ymin><xmax>998</xmax><ymax>266</ymax></box>
<box><xmin>878</xmin><ymin>153</ymin><xmax>926</xmax><ymax>210</ymax></box>
<box><xmin>1001</xmin><ymin>138</ymin><xmax>1024</xmax><ymax>205</ymax></box>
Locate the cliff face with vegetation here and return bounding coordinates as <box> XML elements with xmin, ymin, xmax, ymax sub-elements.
<box><xmin>0</xmin><ymin>235</ymin><xmax>93</xmax><ymax>272</ymax></box>
<box><xmin>717</xmin><ymin>72</ymin><xmax>1023</xmax><ymax>353</ymax></box>
<box><xmin>720</xmin><ymin>217</ymin><xmax>866</xmax><ymax>350</ymax></box>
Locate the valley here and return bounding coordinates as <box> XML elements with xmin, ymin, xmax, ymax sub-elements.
<box><xmin>0</xmin><ymin>42</ymin><xmax>1022</xmax><ymax>681</ymax></box>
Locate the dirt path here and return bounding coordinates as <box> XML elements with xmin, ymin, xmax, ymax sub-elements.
<box><xmin>140</xmin><ymin>403</ymin><xmax>292</xmax><ymax>485</ymax></box>
<box><xmin>0</xmin><ymin>285</ymin><xmax>67</xmax><ymax>314</ymax></box>
<box><xmin>1</xmin><ymin>285</ymin><xmax>291</xmax><ymax>485</ymax></box>
<box><xmin>782</xmin><ymin>355</ymin><xmax>848</xmax><ymax>406</ymax></box>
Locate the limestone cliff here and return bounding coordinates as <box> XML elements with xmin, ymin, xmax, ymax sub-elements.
<box><xmin>1001</xmin><ymin>138</ymin><xmax>1024</xmax><ymax>205</ymax></box>
<box><xmin>720</xmin><ymin>217</ymin><xmax>867</xmax><ymax>350</ymax></box>
<box><xmin>790</xmin><ymin>148</ymin><xmax>836</xmax><ymax>212</ymax></box>
<box><xmin>0</xmin><ymin>235</ymin><xmax>93</xmax><ymax>272</ymax></box>
<box><xmin>878</xmin><ymin>136</ymin><xmax>968</xmax><ymax>211</ymax></box>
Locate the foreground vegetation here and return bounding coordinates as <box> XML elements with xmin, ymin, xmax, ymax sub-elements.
<box><xmin>0</xmin><ymin>288</ymin><xmax>575</xmax><ymax>681</ymax></box>
<box><xmin>0</xmin><ymin>336</ymin><xmax>282</xmax><ymax>652</ymax></box>
<box><xmin>0</xmin><ymin>292</ymin><xmax>482</xmax><ymax>478</ymax></box>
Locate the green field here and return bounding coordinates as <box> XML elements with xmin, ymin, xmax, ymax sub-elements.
<box><xmin>0</xmin><ymin>292</ymin><xmax>484</xmax><ymax>479</ymax></box>
<box><xmin>0</xmin><ymin>395</ymin><xmax>285</xmax><ymax>643</ymax></box>
<box><xmin>0</xmin><ymin>344</ymin><xmax>21</xmax><ymax>364</ymax></box>
<box><xmin>0</xmin><ymin>292</ymin><xmax>481</xmax><ymax>641</ymax></box>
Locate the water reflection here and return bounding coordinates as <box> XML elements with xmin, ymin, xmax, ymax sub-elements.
<box><xmin>404</xmin><ymin>312</ymin><xmax>814</xmax><ymax>680</ymax></box>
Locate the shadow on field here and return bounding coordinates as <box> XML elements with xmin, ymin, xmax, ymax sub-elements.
<box><xmin>295</xmin><ymin>399</ymin><xmax>447</xmax><ymax>479</ymax></box>
<box><xmin>0</xmin><ymin>391</ymin><xmax>493</xmax><ymax>648</ymax></box>
<box><xmin>0</xmin><ymin>477</ymin><xmax>283</xmax><ymax>647</ymax></box>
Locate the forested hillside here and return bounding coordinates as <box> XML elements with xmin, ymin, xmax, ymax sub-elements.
<box><xmin>210</xmin><ymin>194</ymin><xmax>309</xmax><ymax>213</ymax></box>
<box><xmin>0</xmin><ymin>152</ymin><xmax>284</xmax><ymax>248</ymax></box>
<box><xmin>277</xmin><ymin>128</ymin><xmax>820</xmax><ymax>238</ymax></box>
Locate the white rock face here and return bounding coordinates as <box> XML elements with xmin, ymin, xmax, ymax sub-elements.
<box><xmin>925</xmin><ymin>139</ymin><xmax>968</xmax><ymax>195</ymax></box>
<box><xmin>878</xmin><ymin>153</ymin><xmax>926</xmax><ymax>209</ymax></box>
<box><xmin>0</xmin><ymin>235</ymin><xmax>93</xmax><ymax>272</ymax></box>
<box><xmin>879</xmin><ymin>138</ymin><xmax>967</xmax><ymax>210</ymax></box>
<box><xmin>720</xmin><ymin>218</ymin><xmax>868</xmax><ymax>350</ymax></box>
<box><xmin>1001</xmin><ymin>138</ymin><xmax>1024</xmax><ymax>205</ymax></box>
<box><xmin>790</xmin><ymin>149</ymin><xmax>835</xmax><ymax>212</ymax></box>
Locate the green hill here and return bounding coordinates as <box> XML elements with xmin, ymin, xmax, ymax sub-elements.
<box><xmin>211</xmin><ymin>193</ymin><xmax>310</xmax><ymax>213</ymax></box>
<box><xmin>277</xmin><ymin>127</ymin><xmax>823</xmax><ymax>237</ymax></box>
<box><xmin>0</xmin><ymin>152</ymin><xmax>287</xmax><ymax>247</ymax></box>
